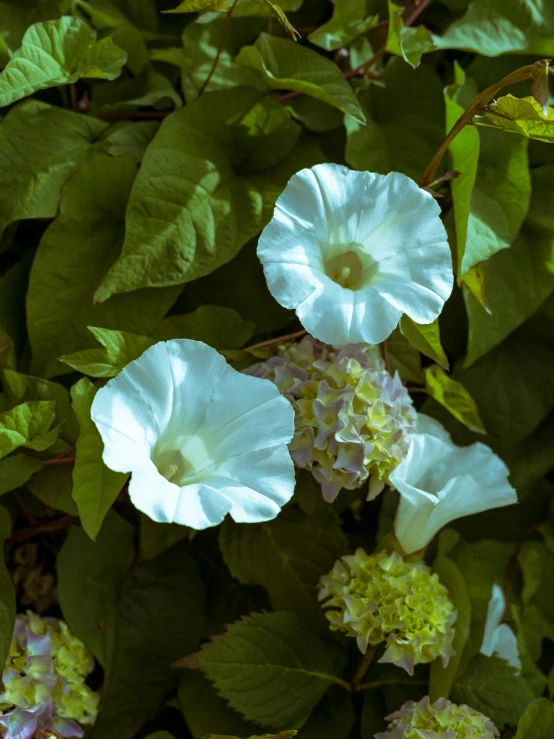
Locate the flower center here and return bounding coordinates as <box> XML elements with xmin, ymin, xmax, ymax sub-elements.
<box><xmin>154</xmin><ymin>448</ymin><xmax>193</xmax><ymax>485</ymax></box>
<box><xmin>324</xmin><ymin>246</ymin><xmax>379</xmax><ymax>290</ymax></box>
<box><xmin>152</xmin><ymin>435</ymin><xmax>213</xmax><ymax>486</ymax></box>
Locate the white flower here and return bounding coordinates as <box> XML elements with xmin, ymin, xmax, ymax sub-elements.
<box><xmin>389</xmin><ymin>415</ymin><xmax>517</xmax><ymax>554</ymax></box>
<box><xmin>257</xmin><ymin>163</ymin><xmax>453</xmax><ymax>346</ymax></box>
<box><xmin>91</xmin><ymin>339</ymin><xmax>296</xmax><ymax>529</ymax></box>
<box><xmin>480</xmin><ymin>584</ymin><xmax>521</xmax><ymax>672</ymax></box>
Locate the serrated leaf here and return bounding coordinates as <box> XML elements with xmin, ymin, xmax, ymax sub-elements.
<box><xmin>164</xmin><ymin>0</ymin><xmax>228</xmax><ymax>11</ymax></box>
<box><xmin>430</xmin><ymin>554</ymin><xmax>471</xmax><ymax>700</ymax></box>
<box><xmin>452</xmin><ymin>654</ymin><xmax>535</xmax><ymax>727</ymax></box>
<box><xmin>308</xmin><ymin>0</ymin><xmax>378</xmax><ymax>51</ymax></box>
<box><xmin>514</xmin><ymin>699</ymin><xmax>554</xmax><ymax>738</ymax></box>
<box><xmin>0</xmin><ymin>16</ymin><xmax>126</xmax><ymax>107</ymax></box>
<box><xmin>27</xmin><ymin>154</ymin><xmax>179</xmax><ymax>378</ymax></box>
<box><xmin>0</xmin><ymin>400</ymin><xmax>58</xmax><ymax>459</ymax></box>
<box><xmin>0</xmin><ymin>506</ymin><xmax>15</xmax><ymax>669</ymax></box>
<box><xmin>151</xmin><ymin>306</ymin><xmax>254</xmax><ymax>348</ymax></box>
<box><xmin>60</xmin><ymin>327</ymin><xmax>154</xmax><ymax>378</ymax></box>
<box><xmin>59</xmin><ymin>514</ymin><xmax>206</xmax><ymax>739</ymax></box>
<box><xmin>196</xmin><ymin>611</ymin><xmax>343</xmax><ymax>730</ymax></box>
<box><xmin>70</xmin><ymin>378</ymin><xmax>127</xmax><ymax>541</ymax></box>
<box><xmin>424</xmin><ymin>365</ymin><xmax>486</xmax><ymax>434</ymax></box>
<box><xmin>0</xmin><ymin>453</ymin><xmax>43</xmax><ymax>496</ymax></box>
<box><xmin>475</xmin><ymin>95</ymin><xmax>554</xmax><ymax>143</ymax></box>
<box><xmin>236</xmin><ymin>33</ymin><xmax>364</xmax><ymax>122</ymax></box>
<box><xmin>399</xmin><ymin>316</ymin><xmax>448</xmax><ymax>369</ymax></box>
<box><xmin>386</xmin><ymin>2</ymin><xmax>435</xmax><ymax>69</ymax></box>
<box><xmin>94</xmin><ymin>89</ymin><xmax>302</xmax><ymax>300</ymax></box>
<box><xmin>219</xmin><ymin>506</ymin><xmax>347</xmax><ymax>625</ymax></box>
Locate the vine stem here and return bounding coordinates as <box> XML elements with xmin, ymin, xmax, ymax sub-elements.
<box><xmin>357</xmin><ymin>678</ymin><xmax>427</xmax><ymax>692</ymax></box>
<box><xmin>247</xmin><ymin>329</ymin><xmax>307</xmax><ymax>351</ymax></box>
<box><xmin>6</xmin><ymin>516</ymin><xmax>76</xmax><ymax>545</ymax></box>
<box><xmin>197</xmin><ymin>0</ymin><xmax>240</xmax><ymax>98</ymax></box>
<box><xmin>350</xmin><ymin>645</ymin><xmax>376</xmax><ymax>693</ymax></box>
<box><xmin>419</xmin><ymin>64</ymin><xmax>537</xmax><ymax>187</ymax></box>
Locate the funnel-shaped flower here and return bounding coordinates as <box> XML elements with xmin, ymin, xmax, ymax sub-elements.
<box><xmin>257</xmin><ymin>164</ymin><xmax>453</xmax><ymax>346</ymax></box>
<box><xmin>390</xmin><ymin>415</ymin><xmax>517</xmax><ymax>554</ymax></box>
<box><xmin>480</xmin><ymin>584</ymin><xmax>521</xmax><ymax>672</ymax></box>
<box><xmin>91</xmin><ymin>339</ymin><xmax>295</xmax><ymax>529</ymax></box>
<box><xmin>375</xmin><ymin>696</ymin><xmax>500</xmax><ymax>739</ymax></box>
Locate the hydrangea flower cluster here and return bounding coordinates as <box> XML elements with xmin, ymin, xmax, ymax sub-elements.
<box><xmin>246</xmin><ymin>336</ymin><xmax>416</xmax><ymax>502</ymax></box>
<box><xmin>375</xmin><ymin>696</ymin><xmax>500</xmax><ymax>738</ymax></box>
<box><xmin>318</xmin><ymin>549</ymin><xmax>456</xmax><ymax>674</ymax></box>
<box><xmin>0</xmin><ymin>612</ymin><xmax>99</xmax><ymax>739</ymax></box>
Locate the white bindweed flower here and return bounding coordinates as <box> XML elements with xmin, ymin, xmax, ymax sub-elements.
<box><xmin>480</xmin><ymin>584</ymin><xmax>521</xmax><ymax>672</ymax></box>
<box><xmin>257</xmin><ymin>163</ymin><xmax>453</xmax><ymax>346</ymax></box>
<box><xmin>91</xmin><ymin>339</ymin><xmax>296</xmax><ymax>529</ymax></box>
<box><xmin>389</xmin><ymin>415</ymin><xmax>517</xmax><ymax>554</ymax></box>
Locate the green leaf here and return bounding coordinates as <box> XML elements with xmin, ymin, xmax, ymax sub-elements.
<box><xmin>519</xmin><ymin>540</ymin><xmax>554</xmax><ymax>622</ymax></box>
<box><xmin>475</xmin><ymin>95</ymin><xmax>554</xmax><ymax>143</ymax></box>
<box><xmin>195</xmin><ymin>611</ymin><xmax>343</xmax><ymax>730</ymax></box>
<box><xmin>0</xmin><ymin>101</ymin><xmax>108</xmax><ymax>237</ymax></box>
<box><xmin>90</xmin><ymin>67</ymin><xmax>182</xmax><ymax>115</ymax></box>
<box><xmin>0</xmin><ymin>506</ymin><xmax>15</xmax><ymax>668</ymax></box>
<box><xmin>164</xmin><ymin>0</ymin><xmax>228</xmax><ymax>11</ymax></box>
<box><xmin>513</xmin><ymin>699</ymin><xmax>554</xmax><ymax>738</ymax></box>
<box><xmin>308</xmin><ymin>0</ymin><xmax>378</xmax><ymax>51</ymax></box>
<box><xmin>424</xmin><ymin>365</ymin><xmax>486</xmax><ymax>434</ymax></box>
<box><xmin>256</xmin><ymin>0</ymin><xmax>300</xmax><ymax>41</ymax></box>
<box><xmin>219</xmin><ymin>505</ymin><xmax>347</xmax><ymax>625</ymax></box>
<box><xmin>140</xmin><ymin>515</ymin><xmax>190</xmax><ymax>561</ymax></box>
<box><xmin>236</xmin><ymin>33</ymin><xmax>365</xmax><ymax>122</ymax></box>
<box><xmin>70</xmin><ymin>378</ymin><xmax>127</xmax><ymax>541</ymax></box>
<box><xmin>429</xmin><ymin>554</ymin><xmax>471</xmax><ymax>700</ymax></box>
<box><xmin>99</xmin><ymin>121</ymin><xmax>160</xmax><ymax>162</ymax></box>
<box><xmin>435</xmin><ymin>0</ymin><xmax>554</xmax><ymax>56</ymax></box>
<box><xmin>386</xmin><ymin>2</ymin><xmax>435</xmax><ymax>68</ymax></box>
<box><xmin>399</xmin><ymin>316</ymin><xmax>448</xmax><ymax>369</ymax></box>
<box><xmin>0</xmin><ymin>16</ymin><xmax>126</xmax><ymax>107</ymax></box>
<box><xmin>298</xmin><ymin>688</ymin><xmax>353</xmax><ymax>739</ymax></box>
<box><xmin>0</xmin><ymin>453</ymin><xmax>43</xmax><ymax>495</ymax></box>
<box><xmin>26</xmin><ymin>464</ymin><xmax>79</xmax><ymax>516</ymax></box>
<box><xmin>59</xmin><ymin>513</ymin><xmax>206</xmax><ymax>739</ymax></box>
<box><xmin>452</xmin><ymin>655</ymin><xmax>536</xmax><ymax>728</ymax></box>
<box><xmin>345</xmin><ymin>59</ymin><xmax>445</xmax><ymax>182</ymax></box>
<box><xmin>27</xmin><ymin>154</ymin><xmax>179</xmax><ymax>378</ymax></box>
<box><xmin>151</xmin><ymin>306</ymin><xmax>254</xmax><ymax>348</ymax></box>
<box><xmin>94</xmin><ymin>89</ymin><xmax>302</xmax><ymax>300</ymax></box>
<box><xmin>385</xmin><ymin>329</ymin><xmax>424</xmax><ymax>384</ymax></box>
<box><xmin>0</xmin><ymin>400</ymin><xmax>58</xmax><ymax>459</ymax></box>
<box><xmin>60</xmin><ymin>327</ymin><xmax>154</xmax><ymax>378</ymax></box>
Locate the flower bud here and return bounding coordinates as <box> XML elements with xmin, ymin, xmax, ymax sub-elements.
<box><xmin>375</xmin><ymin>696</ymin><xmax>500</xmax><ymax>738</ymax></box>
<box><xmin>318</xmin><ymin>549</ymin><xmax>456</xmax><ymax>674</ymax></box>
<box><xmin>246</xmin><ymin>336</ymin><xmax>416</xmax><ymax>502</ymax></box>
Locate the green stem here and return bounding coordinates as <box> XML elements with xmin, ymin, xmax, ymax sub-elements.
<box><xmin>356</xmin><ymin>678</ymin><xmax>427</xmax><ymax>692</ymax></box>
<box><xmin>419</xmin><ymin>64</ymin><xmax>537</xmax><ymax>188</ymax></box>
<box><xmin>350</xmin><ymin>645</ymin><xmax>377</xmax><ymax>693</ymax></box>
<box><xmin>197</xmin><ymin>0</ymin><xmax>240</xmax><ymax>98</ymax></box>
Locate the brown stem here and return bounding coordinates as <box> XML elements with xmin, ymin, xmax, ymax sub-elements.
<box><xmin>197</xmin><ymin>0</ymin><xmax>240</xmax><ymax>98</ymax></box>
<box><xmin>404</xmin><ymin>0</ymin><xmax>432</xmax><ymax>26</ymax></box>
<box><xmin>42</xmin><ymin>457</ymin><xmax>75</xmax><ymax>467</ymax></box>
<box><xmin>6</xmin><ymin>516</ymin><xmax>76</xmax><ymax>545</ymax></box>
<box><xmin>350</xmin><ymin>645</ymin><xmax>376</xmax><ymax>693</ymax></box>
<box><xmin>419</xmin><ymin>65</ymin><xmax>537</xmax><ymax>187</ymax></box>
<box><xmin>96</xmin><ymin>110</ymin><xmax>172</xmax><ymax>121</ymax></box>
<box><xmin>277</xmin><ymin>90</ymin><xmax>303</xmax><ymax>103</ymax></box>
<box><xmin>70</xmin><ymin>84</ymin><xmax>77</xmax><ymax>112</ymax></box>
<box><xmin>247</xmin><ymin>329</ymin><xmax>307</xmax><ymax>351</ymax></box>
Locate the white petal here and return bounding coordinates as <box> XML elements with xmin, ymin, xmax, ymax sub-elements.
<box><xmin>128</xmin><ymin>460</ymin><xmax>181</xmax><ymax>524</ymax></box>
<box><xmin>481</xmin><ymin>584</ymin><xmax>506</xmax><ymax>657</ymax></box>
<box><xmin>493</xmin><ymin>624</ymin><xmax>522</xmax><ymax>672</ymax></box>
<box><xmin>261</xmin><ymin>262</ymin><xmax>324</xmax><ymax>310</ymax></box>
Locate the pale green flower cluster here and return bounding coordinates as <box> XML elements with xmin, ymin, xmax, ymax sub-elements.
<box><xmin>375</xmin><ymin>696</ymin><xmax>500</xmax><ymax>738</ymax></box>
<box><xmin>318</xmin><ymin>549</ymin><xmax>456</xmax><ymax>674</ymax></box>
<box><xmin>245</xmin><ymin>336</ymin><xmax>416</xmax><ymax>502</ymax></box>
<box><xmin>0</xmin><ymin>612</ymin><xmax>99</xmax><ymax>738</ymax></box>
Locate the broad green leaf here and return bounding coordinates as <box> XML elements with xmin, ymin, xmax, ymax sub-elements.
<box><xmin>0</xmin><ymin>264</ymin><xmax>25</xmax><ymax>367</ymax></box>
<box><xmin>151</xmin><ymin>306</ymin><xmax>254</xmax><ymax>348</ymax></box>
<box><xmin>26</xmin><ymin>464</ymin><xmax>79</xmax><ymax>516</ymax></box>
<box><xmin>475</xmin><ymin>95</ymin><xmax>554</xmax><ymax>143</ymax></box>
<box><xmin>385</xmin><ymin>329</ymin><xmax>424</xmax><ymax>384</ymax></box>
<box><xmin>0</xmin><ymin>507</ymin><xmax>15</xmax><ymax>669</ymax></box>
<box><xmin>299</xmin><ymin>688</ymin><xmax>354</xmax><ymax>739</ymax></box>
<box><xmin>429</xmin><ymin>554</ymin><xmax>471</xmax><ymax>700</ymax></box>
<box><xmin>0</xmin><ymin>16</ymin><xmax>126</xmax><ymax>108</ymax></box>
<box><xmin>308</xmin><ymin>0</ymin><xmax>378</xmax><ymax>51</ymax></box>
<box><xmin>514</xmin><ymin>699</ymin><xmax>554</xmax><ymax>738</ymax></box>
<box><xmin>164</xmin><ymin>0</ymin><xmax>228</xmax><ymax>11</ymax></box>
<box><xmin>70</xmin><ymin>378</ymin><xmax>127</xmax><ymax>541</ymax></box>
<box><xmin>139</xmin><ymin>515</ymin><xmax>191</xmax><ymax>561</ymax></box>
<box><xmin>196</xmin><ymin>612</ymin><xmax>343</xmax><ymax>729</ymax></box>
<box><xmin>345</xmin><ymin>60</ymin><xmax>445</xmax><ymax>180</ymax></box>
<box><xmin>424</xmin><ymin>365</ymin><xmax>486</xmax><ymax>434</ymax></box>
<box><xmin>27</xmin><ymin>154</ymin><xmax>179</xmax><ymax>378</ymax></box>
<box><xmin>90</xmin><ymin>67</ymin><xmax>182</xmax><ymax>114</ymax></box>
<box><xmin>505</xmin><ymin>412</ymin><xmax>554</xmax><ymax>496</ymax></box>
<box><xmin>236</xmin><ymin>33</ymin><xmax>365</xmax><ymax>122</ymax></box>
<box><xmin>0</xmin><ymin>101</ymin><xmax>107</xmax><ymax>237</ymax></box>
<box><xmin>0</xmin><ymin>453</ymin><xmax>43</xmax><ymax>496</ymax></box>
<box><xmin>219</xmin><ymin>506</ymin><xmax>347</xmax><ymax>625</ymax></box>
<box><xmin>452</xmin><ymin>655</ymin><xmax>535</xmax><ymax>727</ymax></box>
<box><xmin>386</xmin><ymin>2</ymin><xmax>435</xmax><ymax>68</ymax></box>
<box><xmin>519</xmin><ymin>540</ymin><xmax>554</xmax><ymax>622</ymax></box>
<box><xmin>94</xmin><ymin>89</ymin><xmax>301</xmax><ymax>300</ymax></box>
<box><xmin>399</xmin><ymin>316</ymin><xmax>448</xmax><ymax>369</ymax></box>
<box><xmin>435</xmin><ymin>0</ymin><xmax>554</xmax><ymax>56</ymax></box>
<box><xmin>0</xmin><ymin>400</ymin><xmax>58</xmax><ymax>459</ymax></box>
<box><xmin>0</xmin><ymin>0</ymin><xmax>63</xmax><ymax>53</ymax></box>
<box><xmin>93</xmin><ymin>120</ymin><xmax>160</xmax><ymax>163</ymax></box>
<box><xmin>59</xmin><ymin>514</ymin><xmax>206</xmax><ymax>739</ymax></box>
<box><xmin>60</xmin><ymin>327</ymin><xmax>154</xmax><ymax>378</ymax></box>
